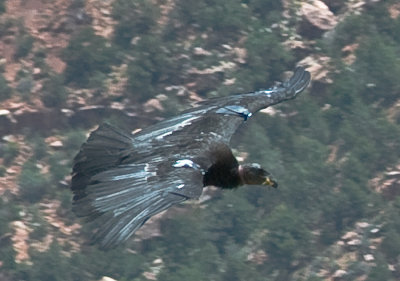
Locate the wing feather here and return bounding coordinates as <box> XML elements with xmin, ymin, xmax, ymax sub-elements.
<box><xmin>92</xmin><ymin>192</ymin><xmax>183</xmax><ymax>248</ymax></box>
<box><xmin>153</xmin><ymin>67</ymin><xmax>311</xmax><ymax>144</ymax></box>
<box><xmin>71</xmin><ymin>124</ymin><xmax>205</xmax><ymax>248</ymax></box>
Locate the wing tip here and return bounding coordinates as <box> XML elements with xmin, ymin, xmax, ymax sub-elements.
<box><xmin>288</xmin><ymin>66</ymin><xmax>311</xmax><ymax>94</ymax></box>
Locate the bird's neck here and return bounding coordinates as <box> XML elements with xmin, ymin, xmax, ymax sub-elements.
<box><xmin>203</xmin><ymin>164</ymin><xmax>241</xmax><ymax>189</ymax></box>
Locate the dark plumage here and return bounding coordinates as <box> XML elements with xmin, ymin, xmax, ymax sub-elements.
<box><xmin>71</xmin><ymin>67</ymin><xmax>311</xmax><ymax>248</ymax></box>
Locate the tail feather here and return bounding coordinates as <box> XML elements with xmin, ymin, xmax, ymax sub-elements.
<box><xmin>90</xmin><ymin>192</ymin><xmax>184</xmax><ymax>249</ymax></box>
<box><xmin>71</xmin><ymin>123</ymin><xmax>134</xmax><ymax>196</ymax></box>
<box><xmin>73</xmin><ymin>164</ymin><xmax>160</xmax><ymax>218</ymax></box>
<box><xmin>70</xmin><ymin>126</ymin><xmax>188</xmax><ymax>249</ymax></box>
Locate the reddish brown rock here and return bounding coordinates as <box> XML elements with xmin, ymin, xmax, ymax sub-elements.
<box><xmin>300</xmin><ymin>0</ymin><xmax>338</xmax><ymax>38</ymax></box>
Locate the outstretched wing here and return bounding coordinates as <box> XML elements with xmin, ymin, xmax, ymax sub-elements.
<box><xmin>72</xmin><ymin>124</ymin><xmax>208</xmax><ymax>248</ymax></box>
<box><xmin>133</xmin><ymin>67</ymin><xmax>311</xmax><ymax>144</ymax></box>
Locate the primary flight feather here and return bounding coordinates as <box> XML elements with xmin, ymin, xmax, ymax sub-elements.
<box><xmin>71</xmin><ymin>67</ymin><xmax>311</xmax><ymax>248</ymax></box>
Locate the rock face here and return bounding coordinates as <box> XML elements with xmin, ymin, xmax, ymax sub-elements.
<box><xmin>298</xmin><ymin>55</ymin><xmax>332</xmax><ymax>96</ymax></box>
<box><xmin>380</xmin><ymin>167</ymin><xmax>400</xmax><ymax>199</ymax></box>
<box><xmin>389</xmin><ymin>3</ymin><xmax>400</xmax><ymax>19</ymax></box>
<box><xmin>11</xmin><ymin>221</ymin><xmax>31</xmax><ymax>263</ymax></box>
<box><xmin>300</xmin><ymin>0</ymin><xmax>338</xmax><ymax>38</ymax></box>
<box><xmin>299</xmin><ymin>55</ymin><xmax>332</xmax><ymax>84</ymax></box>
<box><xmin>86</xmin><ymin>0</ymin><xmax>116</xmax><ymax>39</ymax></box>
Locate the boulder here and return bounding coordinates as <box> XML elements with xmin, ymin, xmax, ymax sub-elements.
<box><xmin>299</xmin><ymin>0</ymin><xmax>338</xmax><ymax>38</ymax></box>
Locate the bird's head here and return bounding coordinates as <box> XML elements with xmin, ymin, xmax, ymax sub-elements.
<box><xmin>238</xmin><ymin>163</ymin><xmax>278</xmax><ymax>188</ymax></box>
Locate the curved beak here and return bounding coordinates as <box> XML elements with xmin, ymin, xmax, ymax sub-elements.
<box><xmin>263</xmin><ymin>176</ymin><xmax>278</xmax><ymax>188</ymax></box>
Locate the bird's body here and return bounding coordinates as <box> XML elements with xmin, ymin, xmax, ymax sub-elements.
<box><xmin>71</xmin><ymin>67</ymin><xmax>311</xmax><ymax>248</ymax></box>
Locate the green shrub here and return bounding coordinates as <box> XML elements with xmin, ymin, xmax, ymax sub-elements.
<box><xmin>210</xmin><ymin>191</ymin><xmax>257</xmax><ymax>245</ymax></box>
<box><xmin>355</xmin><ymin>32</ymin><xmax>400</xmax><ymax>105</ymax></box>
<box><xmin>175</xmin><ymin>0</ymin><xmax>250</xmax><ymax>35</ymax></box>
<box><xmin>0</xmin><ymin>18</ymin><xmax>16</xmax><ymax>37</ymax></box>
<box><xmin>221</xmin><ymin>256</ymin><xmax>263</xmax><ymax>281</ymax></box>
<box><xmin>41</xmin><ymin>74</ymin><xmax>68</xmax><ymax>108</ymax></box>
<box><xmin>126</xmin><ymin>60</ymin><xmax>155</xmax><ymax>100</ymax></box>
<box><xmin>87</xmin><ymin>71</ymin><xmax>107</xmax><ymax>92</ymax></box>
<box><xmin>381</xmin><ymin>227</ymin><xmax>400</xmax><ymax>261</ymax></box>
<box><xmin>0</xmin><ymin>165</ymin><xmax>5</xmax><ymax>176</ymax></box>
<box><xmin>247</xmin><ymin>0</ymin><xmax>283</xmax><ymax>23</ymax></box>
<box><xmin>0</xmin><ymin>73</ymin><xmax>11</xmax><ymax>101</ymax></box>
<box><xmin>0</xmin><ymin>244</ymin><xmax>16</xmax><ymax>272</ymax></box>
<box><xmin>263</xmin><ymin>204</ymin><xmax>312</xmax><ymax>267</ymax></box>
<box><xmin>68</xmin><ymin>247</ymin><xmax>145</xmax><ymax>280</ymax></box>
<box><xmin>235</xmin><ymin>29</ymin><xmax>292</xmax><ymax>91</ymax></box>
<box><xmin>14</xmin><ymin>34</ymin><xmax>34</xmax><ymax>59</ymax></box>
<box><xmin>69</xmin><ymin>0</ymin><xmax>85</xmax><ymax>10</ymax></box>
<box><xmin>329</xmin><ymin>14</ymin><xmax>368</xmax><ymax>54</ymax></box>
<box><xmin>30</xmin><ymin>224</ymin><xmax>48</xmax><ymax>241</ymax></box>
<box><xmin>0</xmin><ymin>0</ymin><xmax>5</xmax><ymax>14</ymax></box>
<box><xmin>366</xmin><ymin>258</ymin><xmax>392</xmax><ymax>281</ymax></box>
<box><xmin>1</xmin><ymin>141</ymin><xmax>19</xmax><ymax>166</ymax></box>
<box><xmin>16</xmin><ymin>75</ymin><xmax>34</xmax><ymax>101</ymax></box>
<box><xmin>29</xmin><ymin>206</ymin><xmax>48</xmax><ymax>241</ymax></box>
<box><xmin>126</xmin><ymin>35</ymin><xmax>170</xmax><ymax>101</ymax></box>
<box><xmin>31</xmin><ymin>136</ymin><xmax>47</xmax><ymax>160</ymax></box>
<box><xmin>57</xmin><ymin>190</ymin><xmax>73</xmax><ymax>218</ymax></box>
<box><xmin>160</xmin><ymin>211</ymin><xmax>215</xmax><ymax>267</ymax></box>
<box><xmin>48</xmin><ymin>152</ymin><xmax>70</xmax><ymax>185</ymax></box>
<box><xmin>27</xmin><ymin>242</ymin><xmax>73</xmax><ymax>281</ymax></box>
<box><xmin>63</xmin><ymin>27</ymin><xmax>116</xmax><ymax>87</ymax></box>
<box><xmin>112</xmin><ymin>0</ymin><xmax>159</xmax><ymax>48</ymax></box>
<box><xmin>64</xmin><ymin>129</ymin><xmax>86</xmax><ymax>152</ymax></box>
<box><xmin>32</xmin><ymin>49</ymin><xmax>50</xmax><ymax>74</ymax></box>
<box><xmin>0</xmin><ymin>198</ymin><xmax>12</xmax><ymax>235</ymax></box>
<box><xmin>18</xmin><ymin>160</ymin><xmax>48</xmax><ymax>203</ymax></box>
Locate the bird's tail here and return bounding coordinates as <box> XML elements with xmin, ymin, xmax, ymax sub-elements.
<box><xmin>73</xmin><ymin>160</ymin><xmax>183</xmax><ymax>249</ymax></box>
<box><xmin>70</xmin><ymin>124</ymin><xmax>186</xmax><ymax>249</ymax></box>
<box><xmin>71</xmin><ymin>123</ymin><xmax>134</xmax><ymax>200</ymax></box>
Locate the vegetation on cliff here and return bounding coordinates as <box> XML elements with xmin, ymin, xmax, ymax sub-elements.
<box><xmin>0</xmin><ymin>0</ymin><xmax>400</xmax><ymax>280</ymax></box>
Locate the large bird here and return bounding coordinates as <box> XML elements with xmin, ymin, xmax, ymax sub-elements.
<box><xmin>71</xmin><ymin>67</ymin><xmax>311</xmax><ymax>248</ymax></box>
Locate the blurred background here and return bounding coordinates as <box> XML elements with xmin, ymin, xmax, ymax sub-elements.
<box><xmin>0</xmin><ymin>0</ymin><xmax>400</xmax><ymax>280</ymax></box>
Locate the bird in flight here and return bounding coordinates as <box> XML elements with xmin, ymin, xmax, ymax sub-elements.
<box><xmin>71</xmin><ymin>67</ymin><xmax>311</xmax><ymax>248</ymax></box>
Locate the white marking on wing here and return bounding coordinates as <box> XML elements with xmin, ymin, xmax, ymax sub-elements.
<box><xmin>111</xmin><ymin>170</ymin><xmax>147</xmax><ymax>181</ymax></box>
<box><xmin>173</xmin><ymin>159</ymin><xmax>195</xmax><ymax>168</ymax></box>
<box><xmin>155</xmin><ymin>115</ymin><xmax>199</xmax><ymax>140</ymax></box>
<box><xmin>173</xmin><ymin>159</ymin><xmax>203</xmax><ymax>174</ymax></box>
<box><xmin>135</xmin><ymin>107</ymin><xmax>216</xmax><ymax>142</ymax></box>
